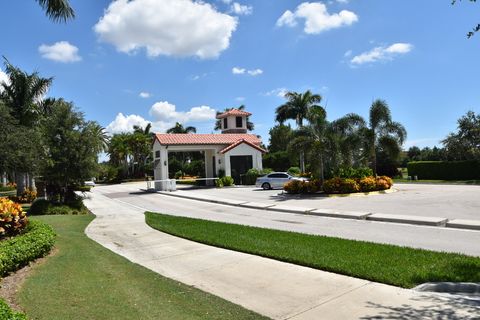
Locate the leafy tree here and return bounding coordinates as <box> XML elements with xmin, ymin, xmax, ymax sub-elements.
<box><xmin>361</xmin><ymin>100</ymin><xmax>407</xmax><ymax>175</ymax></box>
<box><xmin>452</xmin><ymin>0</ymin><xmax>479</xmax><ymax>38</ymax></box>
<box><xmin>35</xmin><ymin>0</ymin><xmax>74</xmax><ymax>22</ymax></box>
<box><xmin>268</xmin><ymin>124</ymin><xmax>294</xmax><ymax>153</ymax></box>
<box><xmin>442</xmin><ymin>111</ymin><xmax>480</xmax><ymax>160</ymax></box>
<box><xmin>41</xmin><ymin>100</ymin><xmax>106</xmax><ymax>201</ymax></box>
<box><xmin>166</xmin><ymin>122</ymin><xmax>197</xmax><ymax>134</ymax></box>
<box><xmin>214</xmin><ymin>105</ymin><xmax>254</xmax><ymax>131</ymax></box>
<box><xmin>0</xmin><ymin>58</ymin><xmax>53</xmax><ymax>194</ymax></box>
<box><xmin>275</xmin><ymin>90</ymin><xmax>322</xmax><ymax>172</ymax></box>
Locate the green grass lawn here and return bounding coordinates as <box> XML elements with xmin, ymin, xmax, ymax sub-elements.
<box><xmin>18</xmin><ymin>215</ymin><xmax>267</xmax><ymax>320</ymax></box>
<box><xmin>145</xmin><ymin>212</ymin><xmax>480</xmax><ymax>289</ymax></box>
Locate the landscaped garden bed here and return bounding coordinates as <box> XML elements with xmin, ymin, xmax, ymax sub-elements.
<box><xmin>145</xmin><ymin>212</ymin><xmax>480</xmax><ymax>289</ymax></box>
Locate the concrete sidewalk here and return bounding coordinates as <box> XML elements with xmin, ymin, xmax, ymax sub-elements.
<box><xmin>84</xmin><ymin>190</ymin><xmax>479</xmax><ymax>320</ymax></box>
<box><xmin>158</xmin><ymin>188</ymin><xmax>480</xmax><ymax>231</ymax></box>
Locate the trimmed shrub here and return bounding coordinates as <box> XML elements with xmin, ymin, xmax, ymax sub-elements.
<box><xmin>0</xmin><ymin>220</ymin><xmax>56</xmax><ymax>277</ymax></box>
<box><xmin>221</xmin><ymin>176</ymin><xmax>235</xmax><ymax>187</ymax></box>
<box><xmin>28</xmin><ymin>198</ymin><xmax>88</xmax><ymax>216</ymax></box>
<box><xmin>323</xmin><ymin>177</ymin><xmax>360</xmax><ymax>194</ymax></box>
<box><xmin>284</xmin><ymin>179</ymin><xmax>322</xmax><ymax>194</ymax></box>
<box><xmin>359</xmin><ymin>176</ymin><xmax>377</xmax><ymax>192</ymax></box>
<box><xmin>0</xmin><ymin>198</ymin><xmax>28</xmax><ymax>238</ymax></box>
<box><xmin>0</xmin><ymin>299</ymin><xmax>27</xmax><ymax>320</ymax></box>
<box><xmin>287</xmin><ymin>167</ymin><xmax>301</xmax><ymax>176</ymax></box>
<box><xmin>215</xmin><ymin>178</ymin><xmax>224</xmax><ymax>188</ymax></box>
<box><xmin>0</xmin><ymin>186</ymin><xmax>15</xmax><ymax>192</ymax></box>
<box><xmin>408</xmin><ymin>161</ymin><xmax>480</xmax><ymax>180</ymax></box>
<box><xmin>376</xmin><ymin>176</ymin><xmax>393</xmax><ymax>190</ymax></box>
<box><xmin>174</xmin><ymin>170</ymin><xmax>183</xmax><ymax>179</ymax></box>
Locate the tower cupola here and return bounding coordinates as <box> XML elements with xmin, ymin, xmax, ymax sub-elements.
<box><xmin>216</xmin><ymin>108</ymin><xmax>251</xmax><ymax>134</ymax></box>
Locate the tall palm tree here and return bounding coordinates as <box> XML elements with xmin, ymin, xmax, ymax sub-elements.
<box><xmin>166</xmin><ymin>122</ymin><xmax>197</xmax><ymax>134</ymax></box>
<box><xmin>275</xmin><ymin>90</ymin><xmax>322</xmax><ymax>172</ymax></box>
<box><xmin>290</xmin><ymin>106</ymin><xmax>365</xmax><ymax>181</ymax></box>
<box><xmin>214</xmin><ymin>105</ymin><xmax>254</xmax><ymax>131</ymax></box>
<box><xmin>0</xmin><ymin>58</ymin><xmax>53</xmax><ymax>195</ymax></box>
<box><xmin>362</xmin><ymin>99</ymin><xmax>407</xmax><ymax>175</ymax></box>
<box><xmin>35</xmin><ymin>0</ymin><xmax>74</xmax><ymax>22</ymax></box>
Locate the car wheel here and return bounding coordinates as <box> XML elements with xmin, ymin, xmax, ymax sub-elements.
<box><xmin>262</xmin><ymin>183</ymin><xmax>271</xmax><ymax>190</ymax></box>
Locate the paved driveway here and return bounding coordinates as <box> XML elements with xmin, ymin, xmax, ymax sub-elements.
<box><xmin>174</xmin><ymin>183</ymin><xmax>480</xmax><ymax>220</ymax></box>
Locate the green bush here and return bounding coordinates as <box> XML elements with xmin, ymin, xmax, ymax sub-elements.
<box><xmin>0</xmin><ymin>299</ymin><xmax>27</xmax><ymax>320</ymax></box>
<box><xmin>243</xmin><ymin>168</ymin><xmax>273</xmax><ymax>185</ymax></box>
<box><xmin>174</xmin><ymin>170</ymin><xmax>183</xmax><ymax>179</ymax></box>
<box><xmin>337</xmin><ymin>167</ymin><xmax>373</xmax><ymax>179</ymax></box>
<box><xmin>215</xmin><ymin>178</ymin><xmax>224</xmax><ymax>188</ymax></box>
<box><xmin>221</xmin><ymin>176</ymin><xmax>234</xmax><ymax>187</ymax></box>
<box><xmin>287</xmin><ymin>167</ymin><xmax>301</xmax><ymax>176</ymax></box>
<box><xmin>74</xmin><ymin>186</ymin><xmax>91</xmax><ymax>192</ymax></box>
<box><xmin>0</xmin><ymin>220</ymin><xmax>56</xmax><ymax>277</ymax></box>
<box><xmin>0</xmin><ymin>186</ymin><xmax>15</xmax><ymax>192</ymax></box>
<box><xmin>28</xmin><ymin>198</ymin><xmax>88</xmax><ymax>216</ymax></box>
<box><xmin>407</xmin><ymin>161</ymin><xmax>480</xmax><ymax>180</ymax></box>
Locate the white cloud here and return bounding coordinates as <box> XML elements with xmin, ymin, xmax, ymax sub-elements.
<box><xmin>350</xmin><ymin>43</ymin><xmax>413</xmax><ymax>65</ymax></box>
<box><xmin>276</xmin><ymin>2</ymin><xmax>358</xmax><ymax>34</ymax></box>
<box><xmin>344</xmin><ymin>49</ymin><xmax>352</xmax><ymax>57</ymax></box>
<box><xmin>106</xmin><ymin>113</ymin><xmax>150</xmax><ymax>134</ymax></box>
<box><xmin>230</xmin><ymin>2</ymin><xmax>253</xmax><ymax>15</ymax></box>
<box><xmin>0</xmin><ymin>68</ymin><xmax>9</xmax><ymax>89</ymax></box>
<box><xmin>139</xmin><ymin>92</ymin><xmax>151</xmax><ymax>98</ymax></box>
<box><xmin>247</xmin><ymin>68</ymin><xmax>263</xmax><ymax>76</ymax></box>
<box><xmin>94</xmin><ymin>0</ymin><xmax>238</xmax><ymax>59</ymax></box>
<box><xmin>106</xmin><ymin>102</ymin><xmax>217</xmax><ymax>134</ymax></box>
<box><xmin>38</xmin><ymin>41</ymin><xmax>82</xmax><ymax>63</ymax></box>
<box><xmin>235</xmin><ymin>96</ymin><xmax>246</xmax><ymax>102</ymax></box>
<box><xmin>232</xmin><ymin>67</ymin><xmax>246</xmax><ymax>74</ymax></box>
<box><xmin>263</xmin><ymin>87</ymin><xmax>288</xmax><ymax>98</ymax></box>
<box><xmin>232</xmin><ymin>67</ymin><xmax>263</xmax><ymax>76</ymax></box>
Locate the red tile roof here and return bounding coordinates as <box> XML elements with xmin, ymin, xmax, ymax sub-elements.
<box><xmin>219</xmin><ymin>139</ymin><xmax>266</xmax><ymax>154</ymax></box>
<box><xmin>154</xmin><ymin>133</ymin><xmax>261</xmax><ymax>146</ymax></box>
<box><xmin>216</xmin><ymin>109</ymin><xmax>252</xmax><ymax>119</ymax></box>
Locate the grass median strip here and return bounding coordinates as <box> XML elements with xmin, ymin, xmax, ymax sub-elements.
<box><xmin>18</xmin><ymin>215</ymin><xmax>267</xmax><ymax>320</ymax></box>
<box><xmin>145</xmin><ymin>212</ymin><xmax>480</xmax><ymax>289</ymax></box>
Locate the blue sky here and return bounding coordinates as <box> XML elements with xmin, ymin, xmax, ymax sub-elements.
<box><xmin>1</xmin><ymin>0</ymin><xmax>479</xmax><ymax>149</ymax></box>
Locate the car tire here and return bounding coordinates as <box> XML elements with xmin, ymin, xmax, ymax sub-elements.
<box><xmin>262</xmin><ymin>183</ymin><xmax>271</xmax><ymax>190</ymax></box>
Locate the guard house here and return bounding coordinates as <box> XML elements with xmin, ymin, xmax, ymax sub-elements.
<box><xmin>152</xmin><ymin>108</ymin><xmax>265</xmax><ymax>191</ymax></box>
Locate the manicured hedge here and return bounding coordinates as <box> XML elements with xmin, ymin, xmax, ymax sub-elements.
<box><xmin>0</xmin><ymin>220</ymin><xmax>56</xmax><ymax>277</ymax></box>
<box><xmin>407</xmin><ymin>161</ymin><xmax>480</xmax><ymax>180</ymax></box>
<box><xmin>0</xmin><ymin>299</ymin><xmax>27</xmax><ymax>320</ymax></box>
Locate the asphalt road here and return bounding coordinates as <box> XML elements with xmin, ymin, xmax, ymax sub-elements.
<box><xmin>95</xmin><ymin>183</ymin><xmax>480</xmax><ymax>256</ymax></box>
<box><xmin>175</xmin><ymin>183</ymin><xmax>480</xmax><ymax>220</ymax></box>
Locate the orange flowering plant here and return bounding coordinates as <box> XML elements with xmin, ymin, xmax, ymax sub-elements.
<box><xmin>0</xmin><ymin>197</ymin><xmax>28</xmax><ymax>238</ymax></box>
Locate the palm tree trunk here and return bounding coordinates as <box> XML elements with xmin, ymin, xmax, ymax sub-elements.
<box><xmin>29</xmin><ymin>174</ymin><xmax>37</xmax><ymax>192</ymax></box>
<box><xmin>2</xmin><ymin>172</ymin><xmax>6</xmax><ymax>187</ymax></box>
<box><xmin>299</xmin><ymin>153</ymin><xmax>305</xmax><ymax>173</ymax></box>
<box><xmin>16</xmin><ymin>172</ymin><xmax>26</xmax><ymax>196</ymax></box>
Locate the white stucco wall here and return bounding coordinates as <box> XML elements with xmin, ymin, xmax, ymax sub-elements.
<box><xmin>224</xmin><ymin>143</ymin><xmax>263</xmax><ymax>176</ymax></box>
<box><xmin>221</xmin><ymin>115</ymin><xmax>246</xmax><ymax>131</ymax></box>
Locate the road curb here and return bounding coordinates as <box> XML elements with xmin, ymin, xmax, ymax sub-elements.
<box><xmin>156</xmin><ymin>191</ymin><xmax>480</xmax><ymax>232</ymax></box>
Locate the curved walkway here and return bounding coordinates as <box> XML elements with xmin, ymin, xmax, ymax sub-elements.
<box><xmin>83</xmin><ymin>188</ymin><xmax>479</xmax><ymax>320</ymax></box>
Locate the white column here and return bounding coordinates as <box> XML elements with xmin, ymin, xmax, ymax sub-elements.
<box><xmin>204</xmin><ymin>150</ymin><xmax>214</xmax><ymax>186</ymax></box>
<box><xmin>224</xmin><ymin>153</ymin><xmax>231</xmax><ymax>177</ymax></box>
<box><xmin>154</xmin><ymin>145</ymin><xmax>169</xmax><ymax>191</ymax></box>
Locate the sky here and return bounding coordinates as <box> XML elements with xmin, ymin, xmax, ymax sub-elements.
<box><xmin>1</xmin><ymin>0</ymin><xmax>479</xmax><ymax>149</ymax></box>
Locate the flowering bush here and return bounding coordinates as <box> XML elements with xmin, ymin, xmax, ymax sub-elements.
<box><xmin>359</xmin><ymin>176</ymin><xmax>377</xmax><ymax>192</ymax></box>
<box><xmin>8</xmin><ymin>188</ymin><xmax>37</xmax><ymax>204</ymax></box>
<box><xmin>376</xmin><ymin>176</ymin><xmax>393</xmax><ymax>190</ymax></box>
<box><xmin>284</xmin><ymin>179</ymin><xmax>322</xmax><ymax>194</ymax></box>
<box><xmin>0</xmin><ymin>197</ymin><xmax>28</xmax><ymax>238</ymax></box>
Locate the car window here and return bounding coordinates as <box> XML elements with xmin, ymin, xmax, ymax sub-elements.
<box><xmin>268</xmin><ymin>173</ymin><xmax>288</xmax><ymax>178</ymax></box>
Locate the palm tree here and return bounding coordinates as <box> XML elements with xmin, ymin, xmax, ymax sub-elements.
<box><xmin>167</xmin><ymin>122</ymin><xmax>197</xmax><ymax>134</ymax></box>
<box><xmin>214</xmin><ymin>105</ymin><xmax>254</xmax><ymax>131</ymax></box>
<box><xmin>275</xmin><ymin>90</ymin><xmax>322</xmax><ymax>172</ymax></box>
<box><xmin>290</xmin><ymin>106</ymin><xmax>366</xmax><ymax>181</ymax></box>
<box><xmin>35</xmin><ymin>0</ymin><xmax>74</xmax><ymax>22</ymax></box>
<box><xmin>0</xmin><ymin>58</ymin><xmax>53</xmax><ymax>195</ymax></box>
<box><xmin>362</xmin><ymin>99</ymin><xmax>407</xmax><ymax>175</ymax></box>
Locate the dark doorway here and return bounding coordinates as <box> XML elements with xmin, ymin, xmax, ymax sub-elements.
<box><xmin>230</xmin><ymin>155</ymin><xmax>253</xmax><ymax>184</ymax></box>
